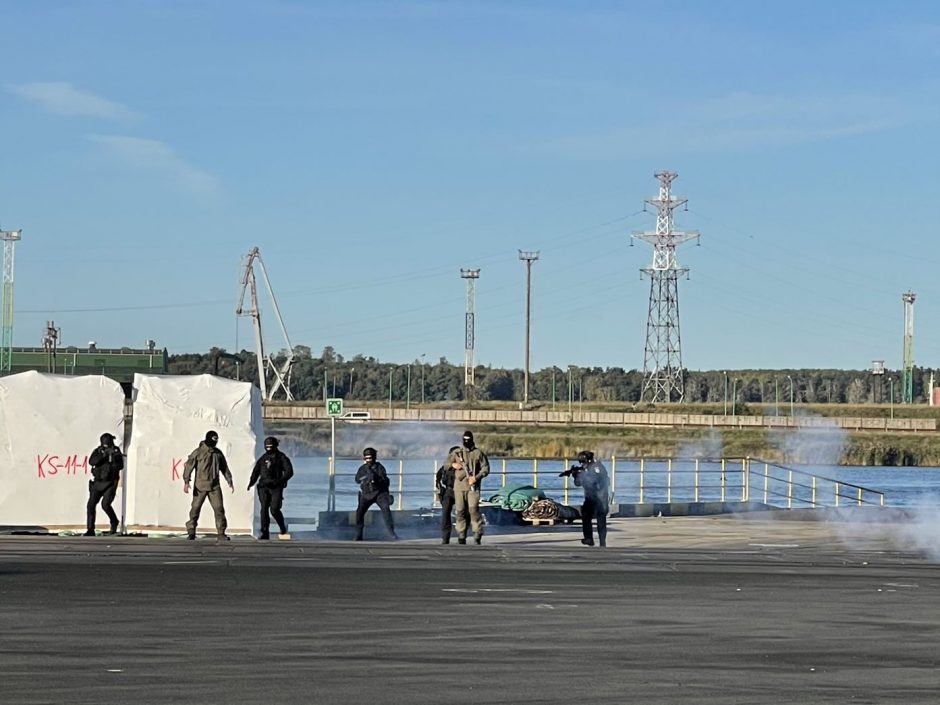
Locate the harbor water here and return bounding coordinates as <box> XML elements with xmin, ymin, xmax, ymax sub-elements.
<box><xmin>280</xmin><ymin>457</ymin><xmax>940</xmax><ymax>529</ymax></box>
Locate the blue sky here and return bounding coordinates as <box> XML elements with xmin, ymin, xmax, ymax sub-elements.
<box><xmin>2</xmin><ymin>0</ymin><xmax>939</xmax><ymax>373</ymax></box>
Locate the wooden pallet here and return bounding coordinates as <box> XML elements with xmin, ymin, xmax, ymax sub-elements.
<box><xmin>522</xmin><ymin>516</ymin><xmax>574</xmax><ymax>526</ymax></box>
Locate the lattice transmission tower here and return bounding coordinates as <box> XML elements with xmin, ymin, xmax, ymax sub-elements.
<box><xmin>632</xmin><ymin>172</ymin><xmax>699</xmax><ymax>402</ymax></box>
<box><xmin>460</xmin><ymin>268</ymin><xmax>480</xmax><ymax>400</ymax></box>
<box><xmin>1</xmin><ymin>227</ymin><xmax>23</xmax><ymax>374</ymax></box>
<box><xmin>902</xmin><ymin>290</ymin><xmax>915</xmax><ymax>404</ymax></box>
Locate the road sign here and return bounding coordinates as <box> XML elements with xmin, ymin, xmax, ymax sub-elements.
<box><xmin>327</xmin><ymin>398</ymin><xmax>343</xmax><ymax>417</ymax></box>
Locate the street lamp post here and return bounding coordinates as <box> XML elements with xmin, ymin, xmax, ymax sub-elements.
<box><xmin>388</xmin><ymin>369</ymin><xmax>393</xmax><ymax>415</ymax></box>
<box><xmin>723</xmin><ymin>371</ymin><xmax>728</xmax><ymax>415</ymax></box>
<box><xmin>349</xmin><ymin>367</ymin><xmax>355</xmax><ymax>399</ymax></box>
<box><xmin>732</xmin><ymin>378</ymin><xmax>738</xmax><ymax>417</ymax></box>
<box><xmin>579</xmin><ymin>376</ymin><xmax>583</xmax><ymax>413</ymax></box>
<box><xmin>568</xmin><ymin>366</ymin><xmax>574</xmax><ymax>415</ymax></box>
<box><xmin>551</xmin><ymin>368</ymin><xmax>556</xmax><ymax>411</ymax></box>
<box><xmin>774</xmin><ymin>378</ymin><xmax>779</xmax><ymax>416</ymax></box>
<box><xmin>787</xmin><ymin>374</ymin><xmax>794</xmax><ymax>417</ymax></box>
<box><xmin>420</xmin><ymin>353</ymin><xmax>426</xmax><ymax>404</ymax></box>
<box><xmin>889</xmin><ymin>377</ymin><xmax>895</xmax><ymax>419</ymax></box>
<box><xmin>406</xmin><ymin>365</ymin><xmax>412</xmax><ymax>410</ymax></box>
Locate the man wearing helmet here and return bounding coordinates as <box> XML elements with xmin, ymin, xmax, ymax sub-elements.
<box><xmin>353</xmin><ymin>447</ymin><xmax>398</xmax><ymax>541</ymax></box>
<box><xmin>247</xmin><ymin>436</ymin><xmax>294</xmax><ymax>540</ymax></box>
<box><xmin>84</xmin><ymin>432</ymin><xmax>124</xmax><ymax>536</ymax></box>
<box><xmin>565</xmin><ymin>450</ymin><xmax>610</xmax><ymax>547</ymax></box>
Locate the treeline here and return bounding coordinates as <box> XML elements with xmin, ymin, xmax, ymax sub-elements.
<box><xmin>167</xmin><ymin>346</ymin><xmax>937</xmax><ymax>407</ymax></box>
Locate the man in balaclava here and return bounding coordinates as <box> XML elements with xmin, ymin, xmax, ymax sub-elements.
<box><xmin>84</xmin><ymin>432</ymin><xmax>124</xmax><ymax>536</ymax></box>
<box><xmin>453</xmin><ymin>430</ymin><xmax>490</xmax><ymax>544</ymax></box>
<box><xmin>182</xmin><ymin>430</ymin><xmax>234</xmax><ymax>541</ymax></box>
<box><xmin>247</xmin><ymin>436</ymin><xmax>294</xmax><ymax>539</ymax></box>
<box><xmin>565</xmin><ymin>450</ymin><xmax>610</xmax><ymax>547</ymax></box>
<box><xmin>353</xmin><ymin>447</ymin><xmax>397</xmax><ymax>541</ymax></box>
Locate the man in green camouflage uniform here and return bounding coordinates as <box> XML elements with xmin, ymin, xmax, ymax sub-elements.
<box><xmin>183</xmin><ymin>430</ymin><xmax>234</xmax><ymax>541</ymax></box>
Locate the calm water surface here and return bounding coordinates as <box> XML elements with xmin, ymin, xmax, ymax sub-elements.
<box><xmin>280</xmin><ymin>457</ymin><xmax>940</xmax><ymax>528</ymax></box>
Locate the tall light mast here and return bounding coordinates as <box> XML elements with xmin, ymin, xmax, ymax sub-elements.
<box><xmin>518</xmin><ymin>250</ymin><xmax>539</xmax><ymax>407</ymax></box>
<box><xmin>236</xmin><ymin>247</ymin><xmax>295</xmax><ymax>401</ymax></box>
<box><xmin>1</xmin><ymin>228</ymin><xmax>23</xmax><ymax>373</ymax></box>
<box><xmin>632</xmin><ymin>172</ymin><xmax>699</xmax><ymax>402</ymax></box>
<box><xmin>902</xmin><ymin>290</ymin><xmax>915</xmax><ymax>404</ymax></box>
<box><xmin>460</xmin><ymin>268</ymin><xmax>480</xmax><ymax>399</ymax></box>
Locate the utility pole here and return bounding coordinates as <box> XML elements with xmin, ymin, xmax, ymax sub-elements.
<box><xmin>902</xmin><ymin>290</ymin><xmax>915</xmax><ymax>404</ymax></box>
<box><xmin>1</xmin><ymin>228</ymin><xmax>23</xmax><ymax>374</ymax></box>
<box><xmin>632</xmin><ymin>172</ymin><xmax>699</xmax><ymax>402</ymax></box>
<box><xmin>42</xmin><ymin>321</ymin><xmax>60</xmax><ymax>373</ymax></box>
<box><xmin>460</xmin><ymin>269</ymin><xmax>480</xmax><ymax>400</ymax></box>
<box><xmin>518</xmin><ymin>250</ymin><xmax>539</xmax><ymax>407</ymax></box>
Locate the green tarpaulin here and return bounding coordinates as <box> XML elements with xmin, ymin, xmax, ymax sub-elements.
<box><xmin>486</xmin><ymin>485</ymin><xmax>545</xmax><ymax>512</ymax></box>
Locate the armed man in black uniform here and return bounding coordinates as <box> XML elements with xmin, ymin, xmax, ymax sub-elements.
<box><xmin>84</xmin><ymin>432</ymin><xmax>123</xmax><ymax>536</ymax></box>
<box><xmin>560</xmin><ymin>450</ymin><xmax>610</xmax><ymax>547</ymax></box>
<box><xmin>247</xmin><ymin>436</ymin><xmax>294</xmax><ymax>540</ymax></box>
<box><xmin>354</xmin><ymin>447</ymin><xmax>398</xmax><ymax>541</ymax></box>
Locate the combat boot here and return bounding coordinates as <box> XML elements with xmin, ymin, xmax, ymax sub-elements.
<box><xmin>474</xmin><ymin>534</ymin><xmax>482</xmax><ymax>545</ymax></box>
<box><xmin>457</xmin><ymin>536</ymin><xmax>467</xmax><ymax>545</ymax></box>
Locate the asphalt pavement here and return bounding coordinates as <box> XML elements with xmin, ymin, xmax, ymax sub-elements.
<box><xmin>1</xmin><ymin>512</ymin><xmax>937</xmax><ymax>704</ymax></box>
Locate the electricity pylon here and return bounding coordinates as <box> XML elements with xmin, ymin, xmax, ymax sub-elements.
<box><xmin>1</xmin><ymin>228</ymin><xmax>23</xmax><ymax>373</ymax></box>
<box><xmin>632</xmin><ymin>172</ymin><xmax>699</xmax><ymax>402</ymax></box>
<box><xmin>460</xmin><ymin>268</ymin><xmax>480</xmax><ymax>399</ymax></box>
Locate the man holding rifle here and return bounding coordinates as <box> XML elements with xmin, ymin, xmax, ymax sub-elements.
<box><xmin>560</xmin><ymin>450</ymin><xmax>609</xmax><ymax>547</ymax></box>
<box><xmin>453</xmin><ymin>430</ymin><xmax>489</xmax><ymax>545</ymax></box>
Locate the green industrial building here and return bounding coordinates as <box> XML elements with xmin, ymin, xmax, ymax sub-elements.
<box><xmin>3</xmin><ymin>346</ymin><xmax>168</xmax><ymax>390</ymax></box>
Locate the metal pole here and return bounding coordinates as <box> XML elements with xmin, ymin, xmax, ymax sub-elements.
<box><xmin>519</xmin><ymin>251</ymin><xmax>539</xmax><ymax>407</ymax></box>
<box><xmin>732</xmin><ymin>378</ymin><xmax>737</xmax><ymax>417</ymax></box>
<box><xmin>775</xmin><ymin>378</ymin><xmax>779</xmax><ymax>416</ymax></box>
<box><xmin>639</xmin><ymin>458</ymin><xmax>645</xmax><ymax>504</ymax></box>
<box><xmin>787</xmin><ymin>374</ymin><xmax>794</xmax><ymax>417</ymax></box>
<box><xmin>388</xmin><ymin>369</ymin><xmax>392</xmax><ymax>416</ymax></box>
<box><xmin>568</xmin><ymin>367</ymin><xmax>573</xmax><ymax>415</ymax></box>
<box><xmin>329</xmin><ymin>416</ymin><xmax>336</xmax><ymax>511</ymax></box>
<box><xmin>551</xmin><ymin>368</ymin><xmax>556</xmax><ymax>410</ymax></box>
<box><xmin>723</xmin><ymin>371</ymin><xmax>728</xmax><ymax>414</ymax></box>
<box><xmin>406</xmin><ymin>365</ymin><xmax>411</xmax><ymax>410</ymax></box>
<box><xmin>420</xmin><ymin>355</ymin><xmax>426</xmax><ymax>404</ymax></box>
<box><xmin>397</xmin><ymin>459</ymin><xmax>404</xmax><ymax>510</ymax></box>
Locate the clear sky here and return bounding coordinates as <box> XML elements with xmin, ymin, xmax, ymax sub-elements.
<box><xmin>2</xmin><ymin>1</ymin><xmax>939</xmax><ymax>373</ymax></box>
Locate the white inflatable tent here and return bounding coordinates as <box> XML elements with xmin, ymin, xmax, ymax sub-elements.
<box><xmin>0</xmin><ymin>371</ymin><xmax>125</xmax><ymax>529</ymax></box>
<box><xmin>125</xmin><ymin>374</ymin><xmax>262</xmax><ymax>535</ymax></box>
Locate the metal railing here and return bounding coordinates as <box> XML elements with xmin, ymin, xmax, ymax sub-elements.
<box><xmin>318</xmin><ymin>455</ymin><xmax>886</xmax><ymax>514</ymax></box>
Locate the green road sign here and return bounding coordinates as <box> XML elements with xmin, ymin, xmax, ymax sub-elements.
<box><xmin>327</xmin><ymin>398</ymin><xmax>343</xmax><ymax>417</ymax></box>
